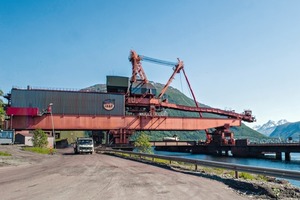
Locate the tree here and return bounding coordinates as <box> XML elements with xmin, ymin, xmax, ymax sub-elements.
<box><xmin>134</xmin><ymin>132</ymin><xmax>152</xmax><ymax>154</ymax></box>
<box><xmin>32</xmin><ymin>129</ymin><xmax>48</xmax><ymax>148</ymax></box>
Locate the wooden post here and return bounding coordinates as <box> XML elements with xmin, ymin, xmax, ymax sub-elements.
<box><xmin>235</xmin><ymin>171</ymin><xmax>239</xmax><ymax>179</ymax></box>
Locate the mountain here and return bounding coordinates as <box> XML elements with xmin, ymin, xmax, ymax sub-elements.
<box><xmin>83</xmin><ymin>84</ymin><xmax>107</xmax><ymax>92</ymax></box>
<box><xmin>270</xmin><ymin>122</ymin><xmax>300</xmax><ymax>141</ymax></box>
<box><xmin>253</xmin><ymin>119</ymin><xmax>288</xmax><ymax>136</ymax></box>
<box><xmin>85</xmin><ymin>82</ymin><xmax>266</xmax><ymax>141</ymax></box>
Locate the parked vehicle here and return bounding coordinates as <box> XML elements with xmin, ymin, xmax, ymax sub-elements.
<box><xmin>0</xmin><ymin>130</ymin><xmax>14</xmax><ymax>144</ymax></box>
<box><xmin>74</xmin><ymin>137</ymin><xmax>94</xmax><ymax>154</ymax></box>
<box><xmin>162</xmin><ymin>135</ymin><xmax>179</xmax><ymax>141</ymax></box>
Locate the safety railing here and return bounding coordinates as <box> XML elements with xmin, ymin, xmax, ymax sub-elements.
<box><xmin>97</xmin><ymin>149</ymin><xmax>300</xmax><ymax>181</ymax></box>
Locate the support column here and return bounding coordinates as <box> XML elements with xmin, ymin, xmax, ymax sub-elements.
<box><xmin>285</xmin><ymin>152</ymin><xmax>291</xmax><ymax>161</ymax></box>
<box><xmin>217</xmin><ymin>150</ymin><xmax>222</xmax><ymax>156</ymax></box>
<box><xmin>275</xmin><ymin>152</ymin><xmax>282</xmax><ymax>160</ymax></box>
<box><xmin>225</xmin><ymin>151</ymin><xmax>229</xmax><ymax>156</ymax></box>
<box><xmin>106</xmin><ymin>131</ymin><xmax>109</xmax><ymax>146</ymax></box>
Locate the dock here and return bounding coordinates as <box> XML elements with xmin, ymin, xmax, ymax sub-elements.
<box><xmin>152</xmin><ymin>140</ymin><xmax>300</xmax><ymax>161</ymax></box>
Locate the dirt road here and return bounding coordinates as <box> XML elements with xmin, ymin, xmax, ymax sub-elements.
<box><xmin>0</xmin><ymin>146</ymin><xmax>249</xmax><ymax>200</ymax></box>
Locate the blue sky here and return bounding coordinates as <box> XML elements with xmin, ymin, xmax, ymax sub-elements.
<box><xmin>1</xmin><ymin>0</ymin><xmax>300</xmax><ymax>126</ymax></box>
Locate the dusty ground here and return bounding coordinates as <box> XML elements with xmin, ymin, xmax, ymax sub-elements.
<box><xmin>0</xmin><ymin>145</ymin><xmax>249</xmax><ymax>200</ymax></box>
<box><xmin>108</xmin><ymin>152</ymin><xmax>300</xmax><ymax>200</ymax></box>
<box><xmin>1</xmin><ymin>145</ymin><xmax>299</xmax><ymax>200</ymax></box>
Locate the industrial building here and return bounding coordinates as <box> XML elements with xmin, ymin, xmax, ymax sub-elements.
<box><xmin>3</xmin><ymin>50</ymin><xmax>255</xmax><ymax>146</ymax></box>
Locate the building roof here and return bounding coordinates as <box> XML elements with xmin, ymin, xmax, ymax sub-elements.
<box><xmin>16</xmin><ymin>132</ymin><xmax>32</xmax><ymax>137</ymax></box>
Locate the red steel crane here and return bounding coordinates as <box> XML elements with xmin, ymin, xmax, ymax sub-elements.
<box><xmin>127</xmin><ymin>50</ymin><xmax>255</xmax><ymax>145</ymax></box>
<box><xmin>5</xmin><ymin>50</ymin><xmax>255</xmax><ymax>146</ymax></box>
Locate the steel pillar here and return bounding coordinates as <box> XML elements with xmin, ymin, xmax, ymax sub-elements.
<box><xmin>276</xmin><ymin>152</ymin><xmax>282</xmax><ymax>160</ymax></box>
<box><xmin>285</xmin><ymin>152</ymin><xmax>291</xmax><ymax>161</ymax></box>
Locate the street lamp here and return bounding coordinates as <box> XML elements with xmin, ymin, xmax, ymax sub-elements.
<box><xmin>10</xmin><ymin>114</ymin><xmax>13</xmax><ymax>130</ymax></box>
<box><xmin>48</xmin><ymin>103</ymin><xmax>55</xmax><ymax>148</ymax></box>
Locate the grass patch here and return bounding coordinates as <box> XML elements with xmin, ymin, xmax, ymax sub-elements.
<box><xmin>22</xmin><ymin>147</ymin><xmax>56</xmax><ymax>154</ymax></box>
<box><xmin>153</xmin><ymin>158</ymin><xmax>174</xmax><ymax>165</ymax></box>
<box><xmin>0</xmin><ymin>151</ymin><xmax>12</xmax><ymax>156</ymax></box>
<box><xmin>239</xmin><ymin>172</ymin><xmax>255</xmax><ymax>180</ymax></box>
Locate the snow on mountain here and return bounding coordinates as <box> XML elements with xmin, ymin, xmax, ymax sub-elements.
<box><xmin>277</xmin><ymin>119</ymin><xmax>288</xmax><ymax>126</ymax></box>
<box><xmin>253</xmin><ymin>119</ymin><xmax>289</xmax><ymax>136</ymax></box>
<box><xmin>252</xmin><ymin>124</ymin><xmax>262</xmax><ymax>130</ymax></box>
<box><xmin>270</xmin><ymin>121</ymin><xmax>300</xmax><ymax>140</ymax></box>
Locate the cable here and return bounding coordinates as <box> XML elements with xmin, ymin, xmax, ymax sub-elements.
<box><xmin>139</xmin><ymin>55</ymin><xmax>177</xmax><ymax>67</ymax></box>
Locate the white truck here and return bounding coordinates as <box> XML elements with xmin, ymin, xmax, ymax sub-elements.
<box><xmin>74</xmin><ymin>137</ymin><xmax>94</xmax><ymax>154</ymax></box>
<box><xmin>162</xmin><ymin>135</ymin><xmax>179</xmax><ymax>141</ymax></box>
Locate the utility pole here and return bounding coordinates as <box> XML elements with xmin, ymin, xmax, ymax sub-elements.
<box><xmin>48</xmin><ymin>103</ymin><xmax>55</xmax><ymax>148</ymax></box>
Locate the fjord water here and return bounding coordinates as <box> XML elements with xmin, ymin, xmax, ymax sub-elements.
<box><xmin>153</xmin><ymin>150</ymin><xmax>300</xmax><ymax>188</ymax></box>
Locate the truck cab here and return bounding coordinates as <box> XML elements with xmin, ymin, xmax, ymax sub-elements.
<box><xmin>74</xmin><ymin>137</ymin><xmax>94</xmax><ymax>154</ymax></box>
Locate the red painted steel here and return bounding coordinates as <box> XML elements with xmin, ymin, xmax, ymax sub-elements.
<box><xmin>10</xmin><ymin>115</ymin><xmax>241</xmax><ymax>131</ymax></box>
<box><xmin>158</xmin><ymin>59</ymin><xmax>183</xmax><ymax>98</ymax></box>
<box><xmin>125</xmin><ymin>97</ymin><xmax>255</xmax><ymax>122</ymax></box>
<box><xmin>5</xmin><ymin>51</ymin><xmax>256</xmax><ymax>145</ymax></box>
<box><xmin>6</xmin><ymin>107</ymin><xmax>39</xmax><ymax>116</ymax></box>
<box><xmin>126</xmin><ymin>50</ymin><xmax>255</xmax><ymax>145</ymax></box>
<box><xmin>129</xmin><ymin>50</ymin><xmax>148</xmax><ymax>84</ymax></box>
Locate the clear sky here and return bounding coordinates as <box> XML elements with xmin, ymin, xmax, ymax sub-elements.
<box><xmin>1</xmin><ymin>0</ymin><xmax>300</xmax><ymax>126</ymax></box>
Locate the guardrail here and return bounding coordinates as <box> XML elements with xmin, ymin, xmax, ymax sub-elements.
<box><xmin>98</xmin><ymin>149</ymin><xmax>300</xmax><ymax>181</ymax></box>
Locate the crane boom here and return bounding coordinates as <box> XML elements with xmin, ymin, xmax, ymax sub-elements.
<box><xmin>126</xmin><ymin>50</ymin><xmax>256</xmax><ymax>145</ymax></box>
<box><xmin>158</xmin><ymin>59</ymin><xmax>184</xmax><ymax>98</ymax></box>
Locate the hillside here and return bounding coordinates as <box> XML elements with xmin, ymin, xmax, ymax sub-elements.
<box><xmin>85</xmin><ymin>82</ymin><xmax>265</xmax><ymax>141</ymax></box>
<box><xmin>270</xmin><ymin>121</ymin><xmax>300</xmax><ymax>141</ymax></box>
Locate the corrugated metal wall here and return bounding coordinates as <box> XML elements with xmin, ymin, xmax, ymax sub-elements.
<box><xmin>11</xmin><ymin>89</ymin><xmax>125</xmax><ymax>116</ymax></box>
<box><xmin>106</xmin><ymin>76</ymin><xmax>129</xmax><ymax>87</ymax></box>
<box><xmin>106</xmin><ymin>76</ymin><xmax>129</xmax><ymax>93</ymax></box>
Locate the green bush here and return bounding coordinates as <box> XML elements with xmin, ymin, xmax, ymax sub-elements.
<box><xmin>32</xmin><ymin>129</ymin><xmax>48</xmax><ymax>148</ymax></box>
<box><xmin>134</xmin><ymin>132</ymin><xmax>152</xmax><ymax>154</ymax></box>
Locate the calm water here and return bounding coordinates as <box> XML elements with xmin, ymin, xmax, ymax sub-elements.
<box><xmin>153</xmin><ymin>149</ymin><xmax>300</xmax><ymax>188</ymax></box>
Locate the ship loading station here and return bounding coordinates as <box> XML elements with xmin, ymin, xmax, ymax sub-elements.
<box><xmin>4</xmin><ymin>50</ymin><xmax>299</xmax><ymax>160</ymax></box>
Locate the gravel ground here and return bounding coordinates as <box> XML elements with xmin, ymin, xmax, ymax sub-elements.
<box><xmin>171</xmin><ymin>167</ymin><xmax>300</xmax><ymax>200</ymax></box>
<box><xmin>1</xmin><ymin>145</ymin><xmax>299</xmax><ymax>200</ymax></box>
<box><xmin>105</xmin><ymin>151</ymin><xmax>300</xmax><ymax>200</ymax></box>
<box><xmin>0</xmin><ymin>145</ymin><xmax>249</xmax><ymax>200</ymax></box>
